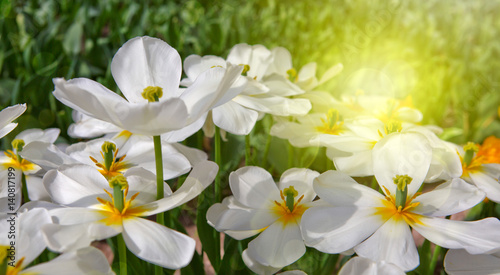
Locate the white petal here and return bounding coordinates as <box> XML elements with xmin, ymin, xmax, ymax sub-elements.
<box><xmin>278</xmin><ymin>168</ymin><xmax>319</xmax><ymax>203</ymax></box>
<box><xmin>161</xmin><ymin>113</ymin><xmax>207</xmax><ymax>143</ymax></box>
<box><xmin>211</xmin><ymin>207</ymin><xmax>276</xmax><ymax>231</ymax></box>
<box><xmin>297</xmin><ymin>62</ymin><xmax>317</xmax><ymax>82</ymax></box>
<box><xmin>373</xmin><ymin>132</ymin><xmax>432</xmax><ymax>197</ymax></box>
<box><xmin>301</xmin><ymin>206</ymin><xmax>384</xmax><ymax>253</ymax></box>
<box><xmin>139</xmin><ymin>161</ymin><xmax>218</xmax><ymax>216</ymax></box>
<box><xmin>123</xmin><ymin>217</ymin><xmax>195</xmax><ymax>269</ymax></box>
<box><xmin>20</xmin><ymin>141</ymin><xmax>78</xmax><ymax>171</ymax></box>
<box><xmin>247</xmin><ymin>220</ymin><xmax>305</xmax><ymax>268</ymax></box>
<box><xmin>242</xmin><ymin>249</ymin><xmax>282</xmax><ymax>275</ymax></box>
<box><xmin>68</xmin><ymin>111</ymin><xmax>121</xmax><ymax>138</ymax></box>
<box><xmin>42</xmin><ymin>221</ymin><xmax>119</xmax><ymax>252</ymax></box>
<box><xmin>111</xmin><ymin>36</ymin><xmax>182</xmax><ymax>102</ymax></box>
<box><xmin>212</xmin><ymin>100</ymin><xmax>258</xmax><ymax>135</ymax></box>
<box><xmin>413</xmin><ymin>178</ymin><xmax>485</xmax><ymax>217</ymax></box>
<box><xmin>313</xmin><ymin>170</ymin><xmax>384</xmax><ymax>207</ymax></box>
<box><xmin>169</xmin><ymin>142</ymin><xmax>208</xmax><ymax>166</ymax></box>
<box><xmin>23</xmin><ymin>246</ymin><xmax>114</xmax><ymax>275</ymax></box>
<box><xmin>233</xmin><ymin>94</ymin><xmax>311</xmax><ymax>116</ymax></box>
<box><xmin>26</xmin><ymin>175</ymin><xmax>51</xmax><ymax>201</ymax></box>
<box><xmin>412</xmin><ymin>217</ymin><xmax>500</xmax><ymax>254</ymax></box>
<box><xmin>444</xmin><ymin>249</ymin><xmax>500</xmax><ymax>275</ymax></box>
<box><xmin>469</xmin><ymin>171</ymin><xmax>500</xmax><ymax>203</ymax></box>
<box><xmin>318</xmin><ymin>63</ymin><xmax>343</xmax><ymax>85</ymax></box>
<box><xmin>338</xmin><ymin>256</ymin><xmax>406</xmax><ymax>275</ymax></box>
<box><xmin>266</xmin><ymin>47</ymin><xmax>292</xmax><ymax>76</ymax></box>
<box><xmin>227</xmin><ymin>43</ymin><xmax>272</xmax><ymax>79</ymax></box>
<box><xmin>332</xmin><ymin>150</ymin><xmax>375</xmax><ymax>177</ymax></box>
<box><xmin>0</xmin><ymin>104</ymin><xmax>26</xmax><ymax>137</ymax></box>
<box><xmin>355</xmin><ymin>217</ymin><xmax>419</xmax><ymax>271</ymax></box>
<box><xmin>43</xmin><ymin>164</ymin><xmax>108</xmax><ymax>207</ymax></box>
<box><xmin>262</xmin><ymin>74</ymin><xmax>305</xmax><ymax>96</ymax></box>
<box><xmin>16</xmin><ymin>208</ymin><xmax>52</xmax><ymax>266</ymax></box>
<box><xmin>183</xmin><ymin>54</ymin><xmax>227</xmax><ymax>82</ymax></box>
<box><xmin>229</xmin><ymin>166</ymin><xmax>280</xmax><ymax>209</ymax></box>
<box><xmin>15</xmin><ymin>128</ymin><xmax>60</xmax><ymax>144</ymax></box>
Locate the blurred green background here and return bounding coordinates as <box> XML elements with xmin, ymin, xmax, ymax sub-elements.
<box><xmin>1</xmin><ymin>0</ymin><xmax>499</xmax><ymax>146</ymax></box>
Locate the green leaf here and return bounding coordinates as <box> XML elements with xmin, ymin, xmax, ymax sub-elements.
<box><xmin>196</xmin><ymin>189</ymin><xmax>219</xmax><ymax>271</ymax></box>
<box><xmin>63</xmin><ymin>22</ymin><xmax>83</xmax><ymax>55</ymax></box>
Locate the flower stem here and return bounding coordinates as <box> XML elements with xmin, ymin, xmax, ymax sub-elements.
<box><xmin>214</xmin><ymin>127</ymin><xmax>222</xmax><ymax>270</ymax></box>
<box><xmin>245</xmin><ymin>134</ymin><xmax>251</xmax><ymax>166</ymax></box>
<box><xmin>21</xmin><ymin>173</ymin><xmax>29</xmax><ymax>203</ymax></box>
<box><xmin>153</xmin><ymin>135</ymin><xmax>165</xmax><ymax>275</ymax></box>
<box><xmin>428</xmin><ymin>244</ymin><xmax>442</xmax><ymax>274</ymax></box>
<box><xmin>117</xmin><ymin>234</ymin><xmax>127</xmax><ymax>275</ymax></box>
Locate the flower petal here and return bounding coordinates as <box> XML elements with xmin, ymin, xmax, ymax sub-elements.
<box><xmin>338</xmin><ymin>256</ymin><xmax>406</xmax><ymax>275</ymax></box>
<box><xmin>20</xmin><ymin>141</ymin><xmax>78</xmax><ymax>171</ymax></box>
<box><xmin>14</xmin><ymin>208</ymin><xmax>52</xmax><ymax>266</ymax></box>
<box><xmin>139</xmin><ymin>161</ymin><xmax>218</xmax><ymax>216</ymax></box>
<box><xmin>212</xmin><ymin>99</ymin><xmax>258</xmax><ymax>135</ymax></box>
<box><xmin>229</xmin><ymin>166</ymin><xmax>280</xmax><ymax>209</ymax></box>
<box><xmin>313</xmin><ymin>170</ymin><xmax>384</xmax><ymax>207</ymax></box>
<box><xmin>122</xmin><ymin>217</ymin><xmax>195</xmax><ymax>269</ymax></box>
<box><xmin>301</xmin><ymin>205</ymin><xmax>384</xmax><ymax>253</ymax></box>
<box><xmin>444</xmin><ymin>249</ymin><xmax>500</xmax><ymax>275</ymax></box>
<box><xmin>242</xmin><ymin>249</ymin><xmax>282</xmax><ymax>275</ymax></box>
<box><xmin>373</xmin><ymin>132</ymin><xmax>433</xmax><ymax>197</ymax></box>
<box><xmin>23</xmin><ymin>246</ymin><xmax>114</xmax><ymax>275</ymax></box>
<box><xmin>0</xmin><ymin>104</ymin><xmax>26</xmax><ymax>138</ymax></box>
<box><xmin>413</xmin><ymin>178</ymin><xmax>485</xmax><ymax>217</ymax></box>
<box><xmin>278</xmin><ymin>168</ymin><xmax>319</xmax><ymax>203</ymax></box>
<box><xmin>210</xmin><ymin>207</ymin><xmax>276</xmax><ymax>231</ymax></box>
<box><xmin>111</xmin><ymin>36</ymin><xmax>182</xmax><ymax>102</ymax></box>
<box><xmin>412</xmin><ymin>216</ymin><xmax>500</xmax><ymax>254</ymax></box>
<box><xmin>469</xmin><ymin>171</ymin><xmax>500</xmax><ymax>203</ymax></box>
<box><xmin>355</xmin><ymin>217</ymin><xmax>419</xmax><ymax>271</ymax></box>
<box><xmin>233</xmin><ymin>94</ymin><xmax>311</xmax><ymax>116</ymax></box>
<box><xmin>247</xmin><ymin>220</ymin><xmax>305</xmax><ymax>268</ymax></box>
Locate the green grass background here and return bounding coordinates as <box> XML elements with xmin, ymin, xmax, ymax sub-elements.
<box><xmin>1</xmin><ymin>0</ymin><xmax>499</xmax><ymax>147</ymax></box>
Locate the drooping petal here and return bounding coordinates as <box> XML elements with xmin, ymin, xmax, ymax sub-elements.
<box><xmin>42</xmin><ymin>221</ymin><xmax>120</xmax><ymax>253</ymax></box>
<box><xmin>413</xmin><ymin>178</ymin><xmax>485</xmax><ymax>217</ymax></box>
<box><xmin>313</xmin><ymin>170</ymin><xmax>385</xmax><ymax>207</ymax></box>
<box><xmin>22</xmin><ymin>246</ymin><xmax>114</xmax><ymax>275</ymax></box>
<box><xmin>111</xmin><ymin>36</ymin><xmax>182</xmax><ymax>102</ymax></box>
<box><xmin>301</xmin><ymin>206</ymin><xmax>384</xmax><ymax>254</ymax></box>
<box><xmin>338</xmin><ymin>256</ymin><xmax>406</xmax><ymax>275</ymax></box>
<box><xmin>242</xmin><ymin>249</ymin><xmax>282</xmax><ymax>275</ymax></box>
<box><xmin>278</xmin><ymin>168</ymin><xmax>319</xmax><ymax>203</ymax></box>
<box><xmin>444</xmin><ymin>249</ymin><xmax>500</xmax><ymax>275</ymax></box>
<box><xmin>246</xmin><ymin>220</ymin><xmax>305</xmax><ymax>268</ymax></box>
<box><xmin>212</xmin><ymin>100</ymin><xmax>258</xmax><ymax>135</ymax></box>
<box><xmin>229</xmin><ymin>166</ymin><xmax>280</xmax><ymax>209</ymax></box>
<box><xmin>43</xmin><ymin>164</ymin><xmax>109</xmax><ymax>207</ymax></box>
<box><xmin>355</xmin><ymin>217</ymin><xmax>419</xmax><ymax>272</ymax></box>
<box><xmin>233</xmin><ymin>94</ymin><xmax>311</xmax><ymax>116</ymax></box>
<box><xmin>412</xmin><ymin>217</ymin><xmax>500</xmax><ymax>254</ymax></box>
<box><xmin>139</xmin><ymin>161</ymin><xmax>218</xmax><ymax>216</ymax></box>
<box><xmin>122</xmin><ymin>217</ymin><xmax>195</xmax><ymax>269</ymax></box>
<box><xmin>373</xmin><ymin>132</ymin><xmax>433</xmax><ymax>197</ymax></box>
<box><xmin>469</xmin><ymin>171</ymin><xmax>500</xmax><ymax>203</ymax></box>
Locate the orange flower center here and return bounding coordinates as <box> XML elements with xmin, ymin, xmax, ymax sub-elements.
<box><xmin>374</xmin><ymin>186</ymin><xmax>424</xmax><ymax>226</ymax></box>
<box><xmin>95</xmin><ymin>187</ymin><xmax>146</xmax><ymax>226</ymax></box>
<box><xmin>462</xmin><ymin>136</ymin><xmax>500</xmax><ymax>177</ymax></box>
<box><xmin>89</xmin><ymin>148</ymin><xmax>132</xmax><ymax>179</ymax></box>
<box><xmin>271</xmin><ymin>189</ymin><xmax>309</xmax><ymax>228</ymax></box>
<box><xmin>2</xmin><ymin>150</ymin><xmax>37</xmax><ymax>172</ymax></box>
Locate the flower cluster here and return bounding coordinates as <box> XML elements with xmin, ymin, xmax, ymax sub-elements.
<box><xmin>1</xmin><ymin>35</ymin><xmax>499</xmax><ymax>275</ymax></box>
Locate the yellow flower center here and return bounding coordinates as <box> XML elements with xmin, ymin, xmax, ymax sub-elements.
<box><xmin>141</xmin><ymin>86</ymin><xmax>163</xmax><ymax>102</ymax></box>
<box><xmin>271</xmin><ymin>187</ymin><xmax>308</xmax><ymax>228</ymax></box>
<box><xmin>374</xmin><ymin>186</ymin><xmax>424</xmax><ymax>226</ymax></box>
<box><xmin>89</xmin><ymin>148</ymin><xmax>131</xmax><ymax>179</ymax></box>
<box><xmin>286</xmin><ymin>68</ymin><xmax>298</xmax><ymax>83</ymax></box>
<box><xmin>461</xmin><ymin>136</ymin><xmax>500</xmax><ymax>177</ymax></box>
<box><xmin>95</xmin><ymin>187</ymin><xmax>145</xmax><ymax>226</ymax></box>
<box><xmin>2</xmin><ymin>150</ymin><xmax>36</xmax><ymax>172</ymax></box>
<box><xmin>315</xmin><ymin>109</ymin><xmax>344</xmax><ymax>135</ymax></box>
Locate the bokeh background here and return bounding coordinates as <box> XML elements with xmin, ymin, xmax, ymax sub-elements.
<box><xmin>1</xmin><ymin>0</ymin><xmax>500</xmax><ymax>148</ymax></box>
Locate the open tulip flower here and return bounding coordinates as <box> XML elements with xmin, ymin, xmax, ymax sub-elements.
<box><xmin>301</xmin><ymin>133</ymin><xmax>500</xmax><ymax>271</ymax></box>
<box><xmin>40</xmin><ymin>161</ymin><xmax>217</xmax><ymax>269</ymax></box>
<box><xmin>459</xmin><ymin>136</ymin><xmax>500</xmax><ymax>203</ymax></box>
<box><xmin>207</xmin><ymin>166</ymin><xmax>320</xmax><ymax>270</ymax></box>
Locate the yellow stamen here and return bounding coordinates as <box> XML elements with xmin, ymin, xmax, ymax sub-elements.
<box><xmin>461</xmin><ymin>136</ymin><xmax>500</xmax><ymax>177</ymax></box>
<box><xmin>315</xmin><ymin>109</ymin><xmax>344</xmax><ymax>135</ymax></box>
<box><xmin>141</xmin><ymin>86</ymin><xmax>163</xmax><ymax>102</ymax></box>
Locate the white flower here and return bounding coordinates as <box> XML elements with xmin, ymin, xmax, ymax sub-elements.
<box><xmin>207</xmin><ymin>166</ymin><xmax>320</xmax><ymax>270</ymax></box>
<box><xmin>0</xmin><ymin>104</ymin><xmax>26</xmax><ymax>139</ymax></box>
<box><xmin>41</xmin><ymin>161</ymin><xmax>217</xmax><ymax>269</ymax></box>
<box><xmin>338</xmin><ymin>257</ymin><xmax>405</xmax><ymax>275</ymax></box>
<box><xmin>444</xmin><ymin>249</ymin><xmax>500</xmax><ymax>275</ymax></box>
<box><xmin>301</xmin><ymin>133</ymin><xmax>500</xmax><ymax>271</ymax></box>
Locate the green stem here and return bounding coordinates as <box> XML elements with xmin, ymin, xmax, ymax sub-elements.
<box><xmin>245</xmin><ymin>134</ymin><xmax>251</xmax><ymax>166</ymax></box>
<box><xmin>428</xmin><ymin>244</ymin><xmax>442</xmax><ymax>274</ymax></box>
<box><xmin>213</xmin><ymin>127</ymin><xmax>222</xmax><ymax>270</ymax></box>
<box><xmin>21</xmin><ymin>173</ymin><xmax>29</xmax><ymax>203</ymax></box>
<box><xmin>117</xmin><ymin>234</ymin><xmax>127</xmax><ymax>275</ymax></box>
<box><xmin>153</xmin><ymin>135</ymin><xmax>165</xmax><ymax>275</ymax></box>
